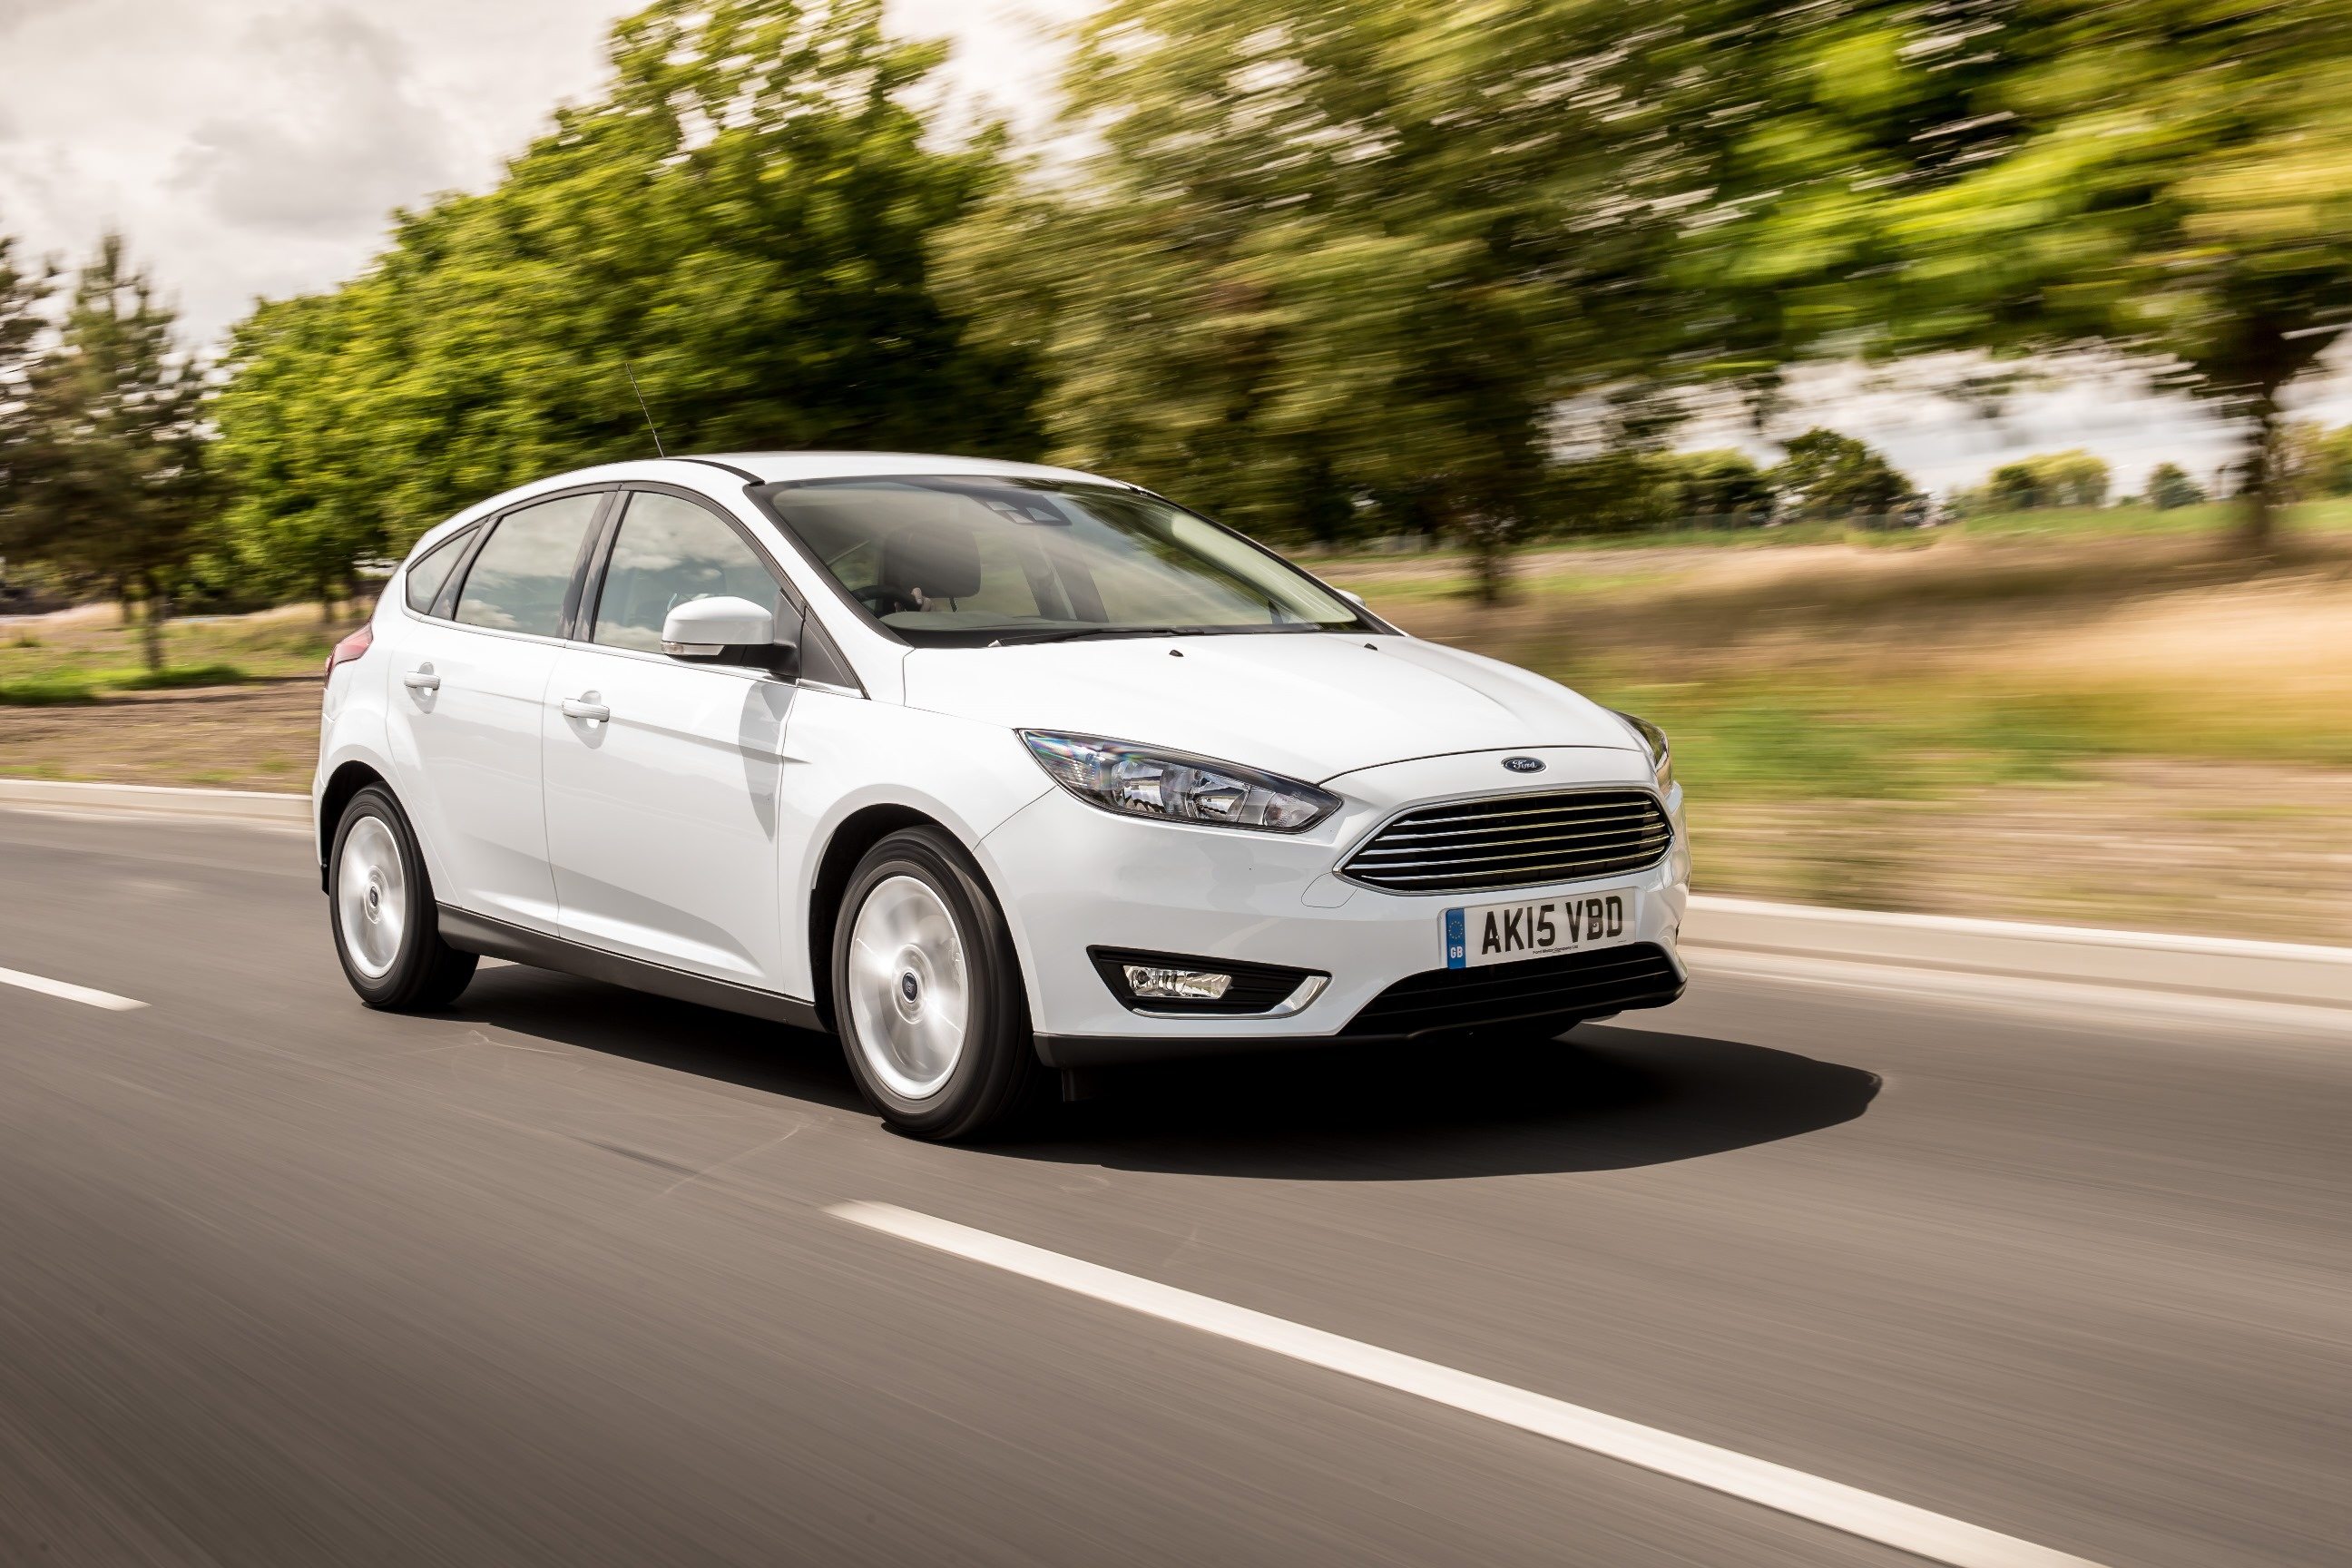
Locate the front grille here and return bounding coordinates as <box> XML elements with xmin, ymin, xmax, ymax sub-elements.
<box><xmin>1339</xmin><ymin>788</ymin><xmax>1672</xmax><ymax>895</ymax></box>
<box><xmin>1341</xmin><ymin>943</ymin><xmax>1682</xmax><ymax>1041</ymax></box>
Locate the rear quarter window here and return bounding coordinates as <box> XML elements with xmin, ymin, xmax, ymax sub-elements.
<box><xmin>402</xmin><ymin>528</ymin><xmax>474</xmax><ymax>616</ymax></box>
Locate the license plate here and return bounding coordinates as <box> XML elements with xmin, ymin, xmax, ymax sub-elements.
<box><xmin>1444</xmin><ymin>887</ymin><xmax>1641</xmax><ymax>969</ymax></box>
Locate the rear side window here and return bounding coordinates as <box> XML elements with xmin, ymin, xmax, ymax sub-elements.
<box><xmin>453</xmin><ymin>494</ymin><xmax>603</xmax><ymax>637</ymax></box>
<box><xmin>402</xmin><ymin>527</ymin><xmax>473</xmax><ymax>615</ymax></box>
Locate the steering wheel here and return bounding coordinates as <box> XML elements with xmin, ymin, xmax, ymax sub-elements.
<box><xmin>853</xmin><ymin>583</ymin><xmax>923</xmax><ymax>615</ymax></box>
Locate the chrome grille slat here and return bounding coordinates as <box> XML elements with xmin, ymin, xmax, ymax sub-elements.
<box><xmin>1376</xmin><ymin>802</ymin><xmax>1655</xmax><ymax>831</ymax></box>
<box><xmin>1340</xmin><ymin>788</ymin><xmax>1671</xmax><ymax>895</ymax></box>
<box><xmin>1370</xmin><ymin>812</ymin><xmax>1660</xmax><ymax>844</ymax></box>
<box><xmin>1355</xmin><ymin>845</ymin><xmax>1671</xmax><ymax>876</ymax></box>
<box><xmin>1353</xmin><ymin>823</ymin><xmax>1671</xmax><ymax>858</ymax></box>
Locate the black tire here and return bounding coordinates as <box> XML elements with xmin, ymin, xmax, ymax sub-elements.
<box><xmin>831</xmin><ymin>826</ymin><xmax>1043</xmax><ymax>1140</ymax></box>
<box><xmin>328</xmin><ymin>785</ymin><xmax>478</xmax><ymax>1012</ymax></box>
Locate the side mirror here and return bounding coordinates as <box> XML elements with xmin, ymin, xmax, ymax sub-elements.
<box><xmin>661</xmin><ymin>596</ymin><xmax>797</xmax><ymax>679</ymax></box>
<box><xmin>1339</xmin><ymin>589</ymin><xmax>1367</xmax><ymax>608</ymax></box>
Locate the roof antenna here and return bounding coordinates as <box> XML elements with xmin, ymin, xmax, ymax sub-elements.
<box><xmin>623</xmin><ymin>361</ymin><xmax>666</xmax><ymax>457</ymax></box>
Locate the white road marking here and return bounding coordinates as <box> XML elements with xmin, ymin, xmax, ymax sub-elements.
<box><xmin>0</xmin><ymin>964</ymin><xmax>146</xmax><ymax>1012</ymax></box>
<box><xmin>831</xmin><ymin>1201</ymin><xmax>2111</xmax><ymax>1568</ymax></box>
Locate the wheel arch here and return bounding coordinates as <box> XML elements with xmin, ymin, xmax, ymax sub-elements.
<box><xmin>317</xmin><ymin>760</ymin><xmax>392</xmax><ymax>892</ymax></box>
<box><xmin>806</xmin><ymin>802</ymin><xmax>979</xmax><ymax>1034</ymax></box>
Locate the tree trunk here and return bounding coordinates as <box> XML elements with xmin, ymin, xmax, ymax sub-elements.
<box><xmin>2238</xmin><ymin>392</ymin><xmax>2283</xmax><ymax>555</ymax></box>
<box><xmin>1467</xmin><ymin>514</ymin><xmax>1512</xmax><ymax>606</ymax></box>
<box><xmin>134</xmin><ymin>573</ymin><xmax>166</xmax><ymax>673</ymax></box>
<box><xmin>318</xmin><ymin>574</ymin><xmax>336</xmax><ymax>623</ymax></box>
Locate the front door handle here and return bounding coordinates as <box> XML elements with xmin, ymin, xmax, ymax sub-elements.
<box><xmin>561</xmin><ymin>695</ymin><xmax>611</xmax><ymax>724</ymax></box>
<box><xmin>402</xmin><ymin>668</ymin><xmax>440</xmax><ymax>692</ymax></box>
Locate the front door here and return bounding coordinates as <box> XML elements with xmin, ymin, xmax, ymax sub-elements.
<box><xmin>541</xmin><ymin>489</ymin><xmax>802</xmax><ymax>989</ymax></box>
<box><xmin>386</xmin><ymin>490</ymin><xmax>606</xmax><ymax>933</ymax></box>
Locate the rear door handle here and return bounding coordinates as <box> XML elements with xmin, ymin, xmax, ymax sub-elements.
<box><xmin>561</xmin><ymin>695</ymin><xmax>610</xmax><ymax>724</ymax></box>
<box><xmin>402</xmin><ymin>669</ymin><xmax>440</xmax><ymax>692</ymax></box>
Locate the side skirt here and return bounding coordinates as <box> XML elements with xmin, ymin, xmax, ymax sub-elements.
<box><xmin>436</xmin><ymin>906</ymin><xmax>827</xmax><ymax>1034</ymax></box>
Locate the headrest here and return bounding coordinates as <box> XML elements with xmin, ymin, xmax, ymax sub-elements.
<box><xmin>879</xmin><ymin>523</ymin><xmax>983</xmax><ymax>601</ymax></box>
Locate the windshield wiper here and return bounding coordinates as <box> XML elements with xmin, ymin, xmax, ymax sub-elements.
<box><xmin>987</xmin><ymin>625</ymin><xmax>1211</xmax><ymax>645</ymax></box>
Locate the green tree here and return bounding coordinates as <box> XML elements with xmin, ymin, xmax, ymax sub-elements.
<box><xmin>5</xmin><ymin>235</ymin><xmax>207</xmax><ymax>671</ymax></box>
<box><xmin>2146</xmin><ymin>462</ymin><xmax>2206</xmax><ymax>511</ymax></box>
<box><xmin>941</xmin><ymin>0</ymin><xmax>1682</xmax><ymax>601</ymax></box>
<box><xmin>1645</xmin><ymin>0</ymin><xmax>2352</xmax><ymax>551</ymax></box>
<box><xmin>1767</xmin><ymin>429</ymin><xmax>1919</xmax><ymax>524</ymax></box>
<box><xmin>2308</xmin><ymin>426</ymin><xmax>2352</xmax><ymax>496</ymax></box>
<box><xmin>0</xmin><ymin>228</ymin><xmax>53</xmax><ymax>608</ymax></box>
<box><xmin>217</xmin><ymin>0</ymin><xmax>1035</xmax><ymax>574</ymax></box>
<box><xmin>212</xmin><ymin>289</ymin><xmax>396</xmax><ymax>617</ymax></box>
<box><xmin>1989</xmin><ymin>449</ymin><xmax>2111</xmax><ymax>511</ymax></box>
<box><xmin>1657</xmin><ymin>449</ymin><xmax>1774</xmax><ymax>526</ymax></box>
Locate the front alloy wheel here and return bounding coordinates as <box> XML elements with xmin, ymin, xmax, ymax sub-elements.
<box><xmin>328</xmin><ymin>785</ymin><xmax>478</xmax><ymax>1011</ymax></box>
<box><xmin>833</xmin><ymin>827</ymin><xmax>1040</xmax><ymax>1139</ymax></box>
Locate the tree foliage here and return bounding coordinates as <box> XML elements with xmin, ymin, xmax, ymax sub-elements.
<box><xmin>0</xmin><ymin>229</ymin><xmax>52</xmax><ymax>524</ymax></box>
<box><xmin>1985</xmin><ymin>449</ymin><xmax>2111</xmax><ymax>512</ymax></box>
<box><xmin>214</xmin><ymin>0</ymin><xmax>1038</xmax><ymax>593</ymax></box>
<box><xmin>1646</xmin><ymin>0</ymin><xmax>2352</xmax><ymax>547</ymax></box>
<box><xmin>2144</xmin><ymin>461</ymin><xmax>2207</xmax><ymax>512</ymax></box>
<box><xmin>3</xmin><ymin>235</ymin><xmax>207</xmax><ymax>669</ymax></box>
<box><xmin>1766</xmin><ymin>429</ymin><xmax>1920</xmax><ymax>523</ymax></box>
<box><xmin>940</xmin><ymin>0</ymin><xmax>1684</xmax><ymax>598</ymax></box>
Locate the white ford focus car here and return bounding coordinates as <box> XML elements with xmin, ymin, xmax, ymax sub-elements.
<box><xmin>316</xmin><ymin>453</ymin><xmax>1689</xmax><ymax>1138</ymax></box>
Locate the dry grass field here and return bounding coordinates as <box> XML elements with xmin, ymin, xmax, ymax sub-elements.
<box><xmin>1338</xmin><ymin>525</ymin><xmax>2352</xmax><ymax>942</ymax></box>
<box><xmin>5</xmin><ymin>511</ymin><xmax>2351</xmax><ymax>943</ymax></box>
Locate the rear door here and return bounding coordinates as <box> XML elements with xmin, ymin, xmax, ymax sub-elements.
<box><xmin>384</xmin><ymin>487</ymin><xmax>609</xmax><ymax>933</ymax></box>
<box><xmin>540</xmin><ymin>487</ymin><xmax>805</xmax><ymax>988</ymax></box>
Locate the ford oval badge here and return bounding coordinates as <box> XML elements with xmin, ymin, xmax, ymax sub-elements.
<box><xmin>1503</xmin><ymin>756</ymin><xmax>1545</xmax><ymax>774</ymax></box>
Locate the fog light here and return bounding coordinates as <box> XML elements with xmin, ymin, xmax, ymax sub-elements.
<box><xmin>1122</xmin><ymin>965</ymin><xmax>1233</xmax><ymax>1002</ymax></box>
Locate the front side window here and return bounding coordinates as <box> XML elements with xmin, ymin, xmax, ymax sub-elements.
<box><xmin>453</xmin><ymin>493</ymin><xmax>603</xmax><ymax>637</ymax></box>
<box><xmin>403</xmin><ymin>526</ymin><xmax>473</xmax><ymax>616</ymax></box>
<box><xmin>758</xmin><ymin>477</ymin><xmax>1364</xmax><ymax>646</ymax></box>
<box><xmin>591</xmin><ymin>493</ymin><xmax>789</xmax><ymax>654</ymax></box>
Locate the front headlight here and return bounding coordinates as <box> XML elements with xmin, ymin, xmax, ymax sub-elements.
<box><xmin>1613</xmin><ymin>710</ymin><xmax>1674</xmax><ymax>793</ymax></box>
<box><xmin>1020</xmin><ymin>731</ymin><xmax>1341</xmax><ymax>832</ymax></box>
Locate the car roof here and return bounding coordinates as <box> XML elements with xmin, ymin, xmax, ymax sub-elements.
<box><xmin>689</xmin><ymin>451</ymin><xmax>1127</xmax><ymax>487</ymax></box>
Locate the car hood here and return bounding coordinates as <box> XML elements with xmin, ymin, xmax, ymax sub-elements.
<box><xmin>899</xmin><ymin>632</ymin><xmax>1640</xmax><ymax>783</ymax></box>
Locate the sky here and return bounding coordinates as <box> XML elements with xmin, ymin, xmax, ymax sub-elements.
<box><xmin>2</xmin><ymin>0</ymin><xmax>2346</xmax><ymax>498</ymax></box>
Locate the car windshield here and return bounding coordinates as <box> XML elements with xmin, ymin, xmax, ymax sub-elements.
<box><xmin>754</xmin><ymin>476</ymin><xmax>1365</xmax><ymax>646</ymax></box>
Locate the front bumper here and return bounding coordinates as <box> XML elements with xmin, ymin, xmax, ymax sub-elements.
<box><xmin>976</xmin><ymin>746</ymin><xmax>1691</xmax><ymax>1065</ymax></box>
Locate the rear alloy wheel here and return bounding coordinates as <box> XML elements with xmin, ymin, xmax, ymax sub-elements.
<box><xmin>328</xmin><ymin>785</ymin><xmax>477</xmax><ymax>1011</ymax></box>
<box><xmin>833</xmin><ymin>827</ymin><xmax>1041</xmax><ymax>1140</ymax></box>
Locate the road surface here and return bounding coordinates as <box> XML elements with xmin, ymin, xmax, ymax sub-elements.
<box><xmin>0</xmin><ymin>808</ymin><xmax>2344</xmax><ymax>1567</ymax></box>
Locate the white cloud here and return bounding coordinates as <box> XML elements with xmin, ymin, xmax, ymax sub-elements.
<box><xmin>0</xmin><ymin>0</ymin><xmax>1082</xmax><ymax>340</ymax></box>
<box><xmin>178</xmin><ymin>11</ymin><xmax>457</xmax><ymax>235</ymax></box>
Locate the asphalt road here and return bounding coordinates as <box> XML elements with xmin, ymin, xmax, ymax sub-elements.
<box><xmin>0</xmin><ymin>808</ymin><xmax>2345</xmax><ymax>1568</ymax></box>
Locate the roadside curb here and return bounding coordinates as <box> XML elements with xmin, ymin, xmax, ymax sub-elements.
<box><xmin>5</xmin><ymin>777</ymin><xmax>2346</xmax><ymax>1011</ymax></box>
<box><xmin>0</xmin><ymin>778</ymin><xmax>310</xmax><ymax>828</ymax></box>
<box><xmin>1681</xmin><ymin>895</ymin><xmax>2352</xmax><ymax>1014</ymax></box>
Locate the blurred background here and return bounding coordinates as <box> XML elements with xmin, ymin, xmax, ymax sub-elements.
<box><xmin>2</xmin><ymin>0</ymin><xmax>2348</xmax><ymax>942</ymax></box>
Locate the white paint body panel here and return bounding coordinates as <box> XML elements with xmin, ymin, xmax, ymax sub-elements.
<box><xmin>381</xmin><ymin>619</ymin><xmax>564</xmax><ymax>933</ymax></box>
<box><xmin>318</xmin><ymin>453</ymin><xmax>1690</xmax><ymax>1061</ymax></box>
<box><xmin>541</xmin><ymin>644</ymin><xmax>793</xmax><ymax>987</ymax></box>
<box><xmin>981</xmin><ymin>750</ymin><xmax>1687</xmax><ymax>1044</ymax></box>
<box><xmin>906</xmin><ymin>635</ymin><xmax>1635</xmax><ymax>783</ymax></box>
